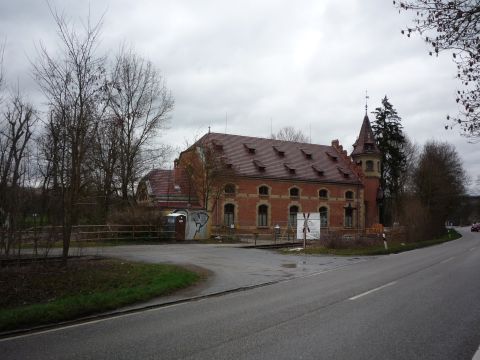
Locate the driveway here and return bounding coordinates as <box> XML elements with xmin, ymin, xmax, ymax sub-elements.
<box><xmin>93</xmin><ymin>243</ymin><xmax>374</xmax><ymax>308</ymax></box>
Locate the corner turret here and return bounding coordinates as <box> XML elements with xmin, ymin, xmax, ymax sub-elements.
<box><xmin>351</xmin><ymin>113</ymin><xmax>382</xmax><ymax>227</ymax></box>
<box><xmin>351</xmin><ymin>114</ymin><xmax>381</xmax><ymax>179</ymax></box>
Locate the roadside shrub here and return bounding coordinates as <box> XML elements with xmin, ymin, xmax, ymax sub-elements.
<box><xmin>107</xmin><ymin>206</ymin><xmax>164</xmax><ymax>226</ymax></box>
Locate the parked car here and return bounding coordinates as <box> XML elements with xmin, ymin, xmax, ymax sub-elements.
<box><xmin>472</xmin><ymin>223</ymin><xmax>480</xmax><ymax>232</ymax></box>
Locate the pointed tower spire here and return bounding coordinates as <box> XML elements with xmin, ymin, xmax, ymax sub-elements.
<box><xmin>351</xmin><ymin>113</ymin><xmax>380</xmax><ymax>156</ymax></box>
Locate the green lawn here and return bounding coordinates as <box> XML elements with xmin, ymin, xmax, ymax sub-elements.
<box><xmin>283</xmin><ymin>229</ymin><xmax>462</xmax><ymax>256</ymax></box>
<box><xmin>0</xmin><ymin>258</ymin><xmax>201</xmax><ymax>332</ymax></box>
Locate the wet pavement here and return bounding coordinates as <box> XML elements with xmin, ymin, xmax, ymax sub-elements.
<box><xmin>90</xmin><ymin>243</ymin><xmax>375</xmax><ymax>309</ymax></box>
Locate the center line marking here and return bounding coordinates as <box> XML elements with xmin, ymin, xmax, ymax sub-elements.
<box><xmin>440</xmin><ymin>256</ymin><xmax>455</xmax><ymax>264</ymax></box>
<box><xmin>349</xmin><ymin>281</ymin><xmax>397</xmax><ymax>301</ymax></box>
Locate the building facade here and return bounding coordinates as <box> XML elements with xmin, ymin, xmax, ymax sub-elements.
<box><xmin>138</xmin><ymin>113</ymin><xmax>382</xmax><ymax>238</ymax></box>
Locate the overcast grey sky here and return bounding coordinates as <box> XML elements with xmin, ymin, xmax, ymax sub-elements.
<box><xmin>1</xmin><ymin>0</ymin><xmax>479</xmax><ymax>193</ymax></box>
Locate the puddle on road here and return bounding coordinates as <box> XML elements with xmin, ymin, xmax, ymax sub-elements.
<box><xmin>281</xmin><ymin>263</ymin><xmax>297</xmax><ymax>268</ymax></box>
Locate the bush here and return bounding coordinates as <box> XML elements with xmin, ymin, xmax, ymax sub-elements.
<box><xmin>107</xmin><ymin>206</ymin><xmax>165</xmax><ymax>225</ymax></box>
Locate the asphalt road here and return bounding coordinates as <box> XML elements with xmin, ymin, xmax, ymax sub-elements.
<box><xmin>2</xmin><ymin>227</ymin><xmax>480</xmax><ymax>359</ymax></box>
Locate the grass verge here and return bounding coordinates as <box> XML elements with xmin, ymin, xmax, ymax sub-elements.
<box><xmin>0</xmin><ymin>258</ymin><xmax>201</xmax><ymax>332</ymax></box>
<box><xmin>283</xmin><ymin>229</ymin><xmax>462</xmax><ymax>256</ymax></box>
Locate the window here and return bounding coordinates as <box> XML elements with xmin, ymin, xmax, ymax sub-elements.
<box><xmin>258</xmin><ymin>205</ymin><xmax>268</xmax><ymax>227</ymax></box>
<box><xmin>289</xmin><ymin>206</ymin><xmax>299</xmax><ymax>229</ymax></box>
<box><xmin>290</xmin><ymin>187</ymin><xmax>299</xmax><ymax>198</ymax></box>
<box><xmin>259</xmin><ymin>186</ymin><xmax>269</xmax><ymax>196</ymax></box>
<box><xmin>319</xmin><ymin>206</ymin><xmax>328</xmax><ymax>228</ymax></box>
<box><xmin>345</xmin><ymin>191</ymin><xmax>354</xmax><ymax>200</ymax></box>
<box><xmin>377</xmin><ymin>161</ymin><xmax>381</xmax><ymax>172</ymax></box>
<box><xmin>224</xmin><ymin>184</ymin><xmax>235</xmax><ymax>195</ymax></box>
<box><xmin>366</xmin><ymin>160</ymin><xmax>374</xmax><ymax>172</ymax></box>
<box><xmin>319</xmin><ymin>189</ymin><xmax>328</xmax><ymax>199</ymax></box>
<box><xmin>344</xmin><ymin>207</ymin><xmax>353</xmax><ymax>228</ymax></box>
<box><xmin>224</xmin><ymin>204</ymin><xmax>234</xmax><ymax>226</ymax></box>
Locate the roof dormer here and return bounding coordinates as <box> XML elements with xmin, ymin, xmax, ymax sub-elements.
<box><xmin>311</xmin><ymin>164</ymin><xmax>324</xmax><ymax>176</ymax></box>
<box><xmin>284</xmin><ymin>163</ymin><xmax>296</xmax><ymax>175</ymax></box>
<box><xmin>301</xmin><ymin>148</ymin><xmax>313</xmax><ymax>160</ymax></box>
<box><xmin>244</xmin><ymin>143</ymin><xmax>256</xmax><ymax>154</ymax></box>
<box><xmin>253</xmin><ymin>159</ymin><xmax>266</xmax><ymax>171</ymax></box>
<box><xmin>326</xmin><ymin>151</ymin><xmax>338</xmax><ymax>161</ymax></box>
<box><xmin>272</xmin><ymin>145</ymin><xmax>286</xmax><ymax>157</ymax></box>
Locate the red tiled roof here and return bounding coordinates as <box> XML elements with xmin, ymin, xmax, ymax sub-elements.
<box><xmin>142</xmin><ymin>168</ymin><xmax>200</xmax><ymax>208</ymax></box>
<box><xmin>351</xmin><ymin>114</ymin><xmax>381</xmax><ymax>156</ymax></box>
<box><xmin>195</xmin><ymin>132</ymin><xmax>362</xmax><ymax>184</ymax></box>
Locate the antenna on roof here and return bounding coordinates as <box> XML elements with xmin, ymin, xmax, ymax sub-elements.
<box><xmin>208</xmin><ymin>126</ymin><xmax>211</xmax><ymax>134</ymax></box>
<box><xmin>309</xmin><ymin>124</ymin><xmax>312</xmax><ymax>143</ymax></box>
<box><xmin>365</xmin><ymin>89</ymin><xmax>370</xmax><ymax>114</ymax></box>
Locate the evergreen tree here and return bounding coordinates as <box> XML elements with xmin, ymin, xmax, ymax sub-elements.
<box><xmin>372</xmin><ymin>96</ymin><xmax>407</xmax><ymax>224</ymax></box>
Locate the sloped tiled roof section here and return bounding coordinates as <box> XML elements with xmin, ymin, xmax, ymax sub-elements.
<box><xmin>351</xmin><ymin>114</ymin><xmax>381</xmax><ymax>156</ymax></box>
<box><xmin>142</xmin><ymin>168</ymin><xmax>201</xmax><ymax>208</ymax></box>
<box><xmin>196</xmin><ymin>132</ymin><xmax>361</xmax><ymax>184</ymax></box>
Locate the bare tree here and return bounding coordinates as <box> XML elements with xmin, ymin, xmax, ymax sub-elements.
<box><xmin>0</xmin><ymin>92</ymin><xmax>36</xmax><ymax>256</ymax></box>
<box><xmin>106</xmin><ymin>46</ymin><xmax>174</xmax><ymax>203</ymax></box>
<box><xmin>395</xmin><ymin>1</ymin><xmax>480</xmax><ymax>138</ymax></box>
<box><xmin>0</xmin><ymin>40</ymin><xmax>4</xmax><ymax>103</ymax></box>
<box><xmin>33</xmin><ymin>8</ymin><xmax>105</xmax><ymax>258</ymax></box>
<box><xmin>89</xmin><ymin>115</ymin><xmax>121</xmax><ymax>220</ymax></box>
<box><xmin>271</xmin><ymin>126</ymin><xmax>309</xmax><ymax>142</ymax></box>
<box><xmin>180</xmin><ymin>143</ymin><xmax>234</xmax><ymax>214</ymax></box>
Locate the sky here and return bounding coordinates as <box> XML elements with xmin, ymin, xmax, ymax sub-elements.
<box><xmin>1</xmin><ymin>0</ymin><xmax>479</xmax><ymax>193</ymax></box>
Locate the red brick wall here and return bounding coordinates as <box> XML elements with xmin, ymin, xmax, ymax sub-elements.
<box><xmin>363</xmin><ymin>176</ymin><xmax>380</xmax><ymax>228</ymax></box>
<box><xmin>211</xmin><ymin>177</ymin><xmax>365</xmax><ymax>235</ymax></box>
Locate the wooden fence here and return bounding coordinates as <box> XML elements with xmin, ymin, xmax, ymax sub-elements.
<box><xmin>1</xmin><ymin>224</ymin><xmax>175</xmax><ymax>248</ymax></box>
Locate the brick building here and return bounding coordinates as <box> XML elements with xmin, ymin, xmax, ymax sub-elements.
<box><xmin>138</xmin><ymin>113</ymin><xmax>382</xmax><ymax>237</ymax></box>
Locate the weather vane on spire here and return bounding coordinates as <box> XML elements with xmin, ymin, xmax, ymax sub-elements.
<box><xmin>365</xmin><ymin>90</ymin><xmax>369</xmax><ymax>114</ymax></box>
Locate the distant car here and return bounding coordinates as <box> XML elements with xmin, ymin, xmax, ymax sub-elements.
<box><xmin>472</xmin><ymin>223</ymin><xmax>480</xmax><ymax>232</ymax></box>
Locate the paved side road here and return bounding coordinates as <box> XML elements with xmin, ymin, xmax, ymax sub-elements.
<box><xmin>96</xmin><ymin>244</ymin><xmax>373</xmax><ymax>306</ymax></box>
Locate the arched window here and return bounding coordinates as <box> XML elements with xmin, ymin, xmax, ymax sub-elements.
<box><xmin>319</xmin><ymin>189</ymin><xmax>328</xmax><ymax>199</ymax></box>
<box><xmin>345</xmin><ymin>191</ymin><xmax>354</xmax><ymax>200</ymax></box>
<box><xmin>289</xmin><ymin>205</ymin><xmax>299</xmax><ymax>229</ymax></box>
<box><xmin>224</xmin><ymin>184</ymin><xmax>235</xmax><ymax>195</ymax></box>
<box><xmin>224</xmin><ymin>204</ymin><xmax>234</xmax><ymax>226</ymax></box>
<box><xmin>319</xmin><ymin>206</ymin><xmax>328</xmax><ymax>228</ymax></box>
<box><xmin>258</xmin><ymin>205</ymin><xmax>268</xmax><ymax>226</ymax></box>
<box><xmin>366</xmin><ymin>160</ymin><xmax>374</xmax><ymax>172</ymax></box>
<box><xmin>259</xmin><ymin>186</ymin><xmax>269</xmax><ymax>196</ymax></box>
<box><xmin>344</xmin><ymin>207</ymin><xmax>353</xmax><ymax>228</ymax></box>
<box><xmin>290</xmin><ymin>187</ymin><xmax>299</xmax><ymax>198</ymax></box>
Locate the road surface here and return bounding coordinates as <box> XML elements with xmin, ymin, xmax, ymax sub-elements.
<box><xmin>2</xmin><ymin>227</ymin><xmax>480</xmax><ymax>359</ymax></box>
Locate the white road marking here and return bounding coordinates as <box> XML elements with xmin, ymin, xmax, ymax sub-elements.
<box><xmin>472</xmin><ymin>344</ymin><xmax>480</xmax><ymax>360</ymax></box>
<box><xmin>0</xmin><ymin>300</ymin><xmax>191</xmax><ymax>342</ymax></box>
<box><xmin>440</xmin><ymin>257</ymin><xmax>455</xmax><ymax>264</ymax></box>
<box><xmin>349</xmin><ymin>281</ymin><xmax>397</xmax><ymax>301</ymax></box>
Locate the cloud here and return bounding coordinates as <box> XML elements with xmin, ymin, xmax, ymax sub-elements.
<box><xmin>0</xmin><ymin>0</ymin><xmax>478</xmax><ymax>192</ymax></box>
